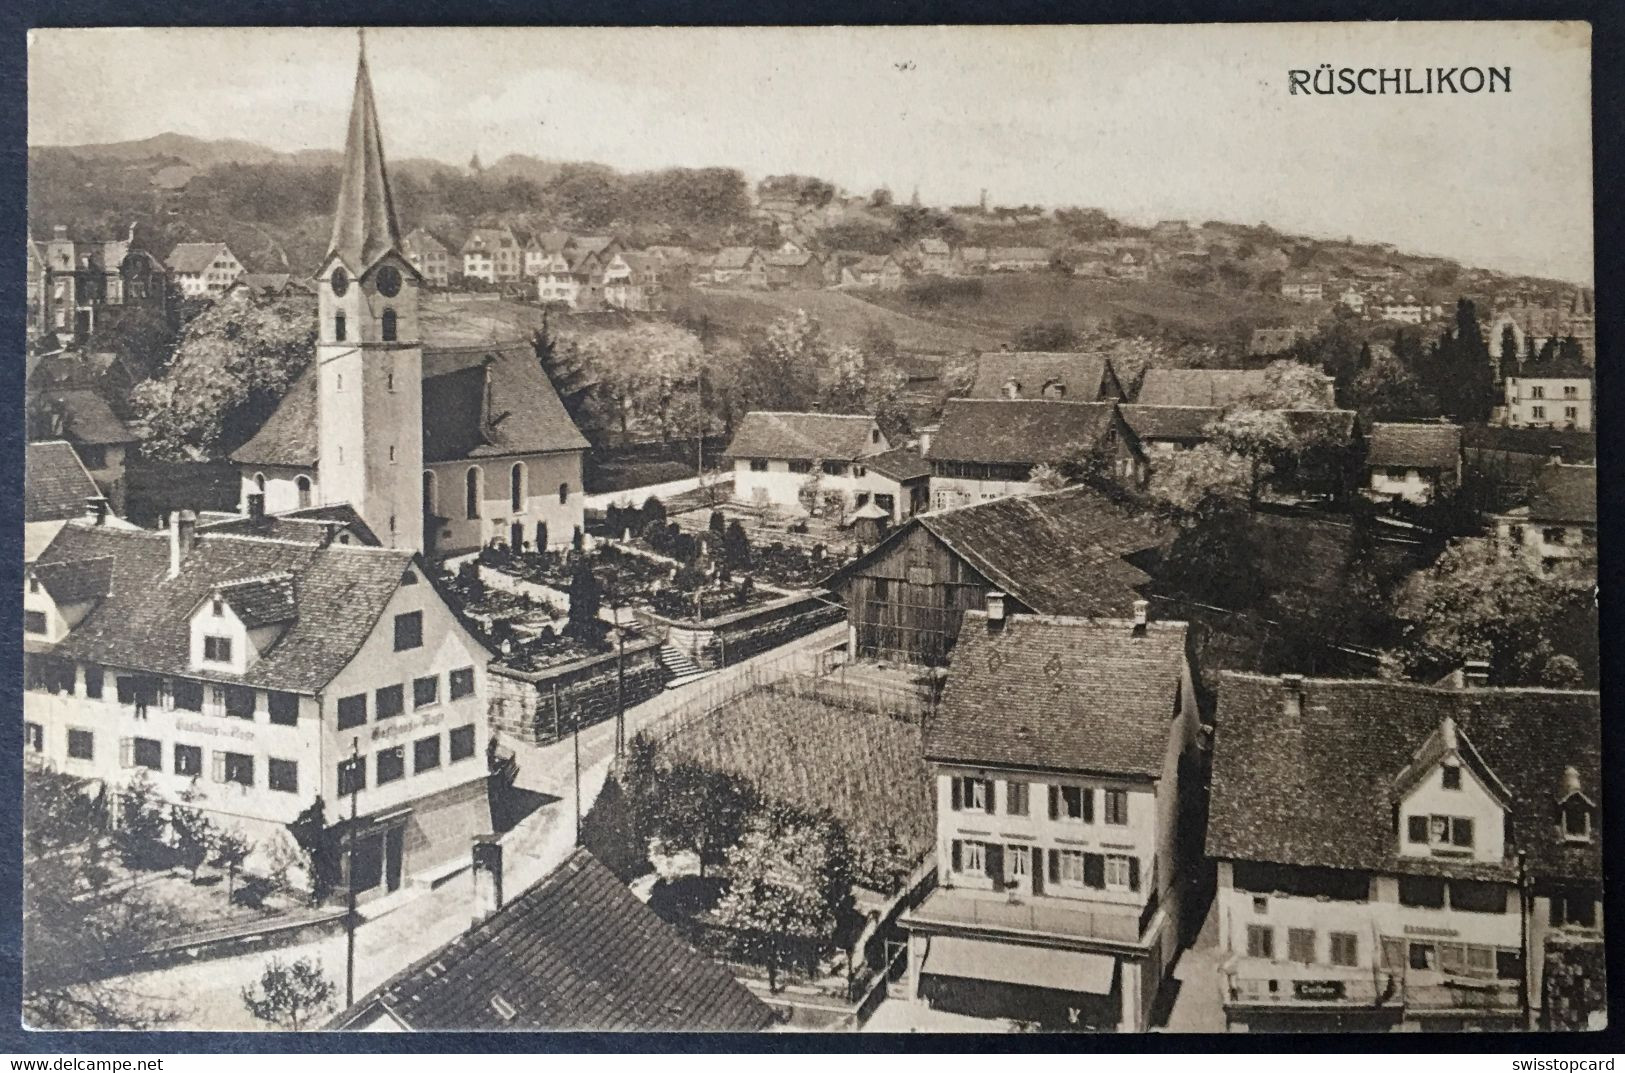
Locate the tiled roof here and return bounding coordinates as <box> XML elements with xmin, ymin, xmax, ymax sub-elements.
<box><xmin>765</xmin><ymin>250</ymin><xmax>820</xmax><ymax>267</ymax></box>
<box><xmin>1511</xmin><ymin>359</ymin><xmax>1592</xmax><ymax>380</ymax></box>
<box><xmin>724</xmin><ymin>412</ymin><xmax>878</xmax><ymax>461</ymax></box>
<box><xmin>1121</xmin><ymin>404</ymin><xmax>1221</xmax><ymax>442</ymax></box>
<box><xmin>574</xmin><ymin>236</ymin><xmax>616</xmax><ymax>255</ymax></box>
<box><xmin>863</xmin><ymin>447</ymin><xmax>929</xmax><ymax>482</ymax></box>
<box><xmin>1366</xmin><ymin>422</ymin><xmax>1462</xmax><ymax>469</ymax></box>
<box><xmin>402</xmin><ymin>228</ymin><xmax>449</xmax><ymax>257</ymax></box>
<box><xmin>32</xmin><ymin>389</ymin><xmax>136</xmax><ymax>446</ymax></box>
<box><xmin>164</xmin><ymin>242</ymin><xmax>227</xmax><ymax>275</ymax></box>
<box><xmin>338</xmin><ymin>848</ymin><xmax>775</xmax><ymax>1032</ymax></box>
<box><xmin>927</xmin><ymin>399</ymin><xmax>1126</xmax><ymax>465</ymax></box>
<box><xmin>462</xmin><ymin>228</ymin><xmax>518</xmax><ymax>253</ymax></box>
<box><xmin>1206</xmin><ymin>673</ymin><xmax>1602</xmax><ymax>883</ymax></box>
<box><xmin>968</xmin><ymin>352</ymin><xmax>1119</xmax><ymax>401</ymax></box>
<box><xmin>1136</xmin><ymin>368</ymin><xmax>1274</xmax><ymax>408</ymax></box>
<box><xmin>988</xmin><ymin>246</ymin><xmax>1052</xmax><ymax>261</ymax></box>
<box><xmin>712</xmin><ymin>246</ymin><xmax>760</xmax><ymax>270</ymax></box>
<box><xmin>197</xmin><ymin>508</ymin><xmax>382</xmax><ymax>547</ymax></box>
<box><xmin>1523</xmin><ymin>463</ymin><xmax>1596</xmax><ymax>524</ymax></box>
<box><xmin>217</xmin><ymin>573</ymin><xmax>299</xmax><ymax>628</ymax></box>
<box><xmin>928</xmin><ymin>613</ymin><xmax>1189</xmax><ymax>778</ymax></box>
<box><xmin>231</xmin><ymin>341</ymin><xmax>588</xmax><ymax>468</ymax></box>
<box><xmin>36</xmin><ymin>523</ymin><xmax>418</xmax><ymax>693</ymax></box>
<box><xmin>33</xmin><ymin>556</ymin><xmax>115</xmax><ymax>606</ymax></box>
<box><xmin>26</xmin><ymin>441</ymin><xmax>103</xmax><ymax>523</ymax></box>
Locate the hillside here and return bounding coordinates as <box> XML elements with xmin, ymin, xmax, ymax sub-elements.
<box><xmin>668</xmin><ymin>287</ymin><xmax>1001</xmax><ymax>353</ymax></box>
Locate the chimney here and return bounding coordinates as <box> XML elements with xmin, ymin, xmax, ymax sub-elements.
<box><xmin>1280</xmin><ymin>674</ymin><xmax>1305</xmax><ymax>720</ymax></box>
<box><xmin>985</xmin><ymin>590</ymin><xmax>1007</xmax><ymax>626</ymax></box>
<box><xmin>1548</xmin><ymin>444</ymin><xmax>1565</xmax><ymax>467</ymax></box>
<box><xmin>84</xmin><ymin>496</ymin><xmax>109</xmax><ymax>526</ymax></box>
<box><xmin>247</xmin><ymin>492</ymin><xmax>266</xmax><ymax>525</ymax></box>
<box><xmin>471</xmin><ymin>836</ymin><xmax>504</xmax><ymax>925</ymax></box>
<box><xmin>1131</xmin><ymin>599</ymin><xmax>1149</xmax><ymax>635</ymax></box>
<box><xmin>168</xmin><ymin>510</ymin><xmax>198</xmax><ymax>578</ymax></box>
<box><xmin>1462</xmin><ymin>659</ymin><xmax>1491</xmax><ymax>688</ymax></box>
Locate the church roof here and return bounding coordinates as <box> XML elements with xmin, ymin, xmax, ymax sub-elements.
<box><xmin>325</xmin><ymin>39</ymin><xmax>406</xmax><ymax>276</ymax></box>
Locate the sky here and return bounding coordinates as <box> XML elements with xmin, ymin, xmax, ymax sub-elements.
<box><xmin>28</xmin><ymin>22</ymin><xmax>1594</xmax><ymax>283</ymax></box>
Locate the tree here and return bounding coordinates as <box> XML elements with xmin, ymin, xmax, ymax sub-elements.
<box><xmin>1147</xmin><ymin>443</ymin><xmax>1253</xmax><ymax>514</ymax></box>
<box><xmin>712</xmin><ymin>808</ymin><xmax>854</xmax><ymax>992</ymax></box>
<box><xmin>731</xmin><ymin>312</ymin><xmax>825</xmax><ymax>414</ymax></box>
<box><xmin>1206</xmin><ymin>408</ymin><xmax>1296</xmax><ymax>505</ymax></box>
<box><xmin>658</xmin><ymin>762</ymin><xmax>759</xmax><ymax>878</ymax></box>
<box><xmin>566</xmin><ymin>561</ymin><xmax>603</xmax><ymax>640</ymax></box>
<box><xmin>1348</xmin><ymin>341</ymin><xmax>1437</xmax><ymax>420</ymax></box>
<box><xmin>1388</xmin><ymin>538</ymin><xmax>1594</xmax><ymax>685</ymax></box>
<box><xmin>287</xmin><ymin>798</ymin><xmax>341</xmax><ymax>905</ymax></box>
<box><xmin>869</xmin><ymin>187</ymin><xmax>893</xmax><ymax>208</ymax></box>
<box><xmin>114</xmin><ymin>771</ymin><xmax>171</xmax><ymax>871</ymax></box>
<box><xmin>1243</xmin><ymin>359</ymin><xmax>1333</xmax><ymax>409</ymax></box>
<box><xmin>723</xmin><ymin>519</ymin><xmax>752</xmax><ymax>569</ymax></box>
<box><xmin>241</xmin><ymin>956</ymin><xmax>336</xmax><ymax>1031</ymax></box>
<box><xmin>1499</xmin><ymin>324</ymin><xmax>1520</xmax><ymax>378</ymax></box>
<box><xmin>213</xmin><ymin>829</ymin><xmax>255</xmax><ymax>906</ymax></box>
<box><xmin>171</xmin><ymin>801</ymin><xmax>218</xmax><ymax>882</ymax></box>
<box><xmin>1557</xmin><ymin>334</ymin><xmax>1586</xmax><ymax>365</ymax></box>
<box><xmin>1028</xmin><ymin>463</ymin><xmax>1068</xmax><ymax>492</ymax></box>
<box><xmin>1156</xmin><ymin>499</ymin><xmax>1267</xmax><ymax>611</ymax></box>
<box><xmin>1013</xmin><ymin>318</ymin><xmax>1081</xmax><ymax>352</ymax></box>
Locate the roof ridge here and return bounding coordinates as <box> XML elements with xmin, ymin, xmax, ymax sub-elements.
<box><xmin>1219</xmin><ymin>670</ymin><xmax>1598</xmax><ymax>698</ymax></box>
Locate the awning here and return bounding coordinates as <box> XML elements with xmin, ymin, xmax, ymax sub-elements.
<box><xmin>920</xmin><ymin>935</ymin><xmax>1117</xmax><ymax>995</ymax></box>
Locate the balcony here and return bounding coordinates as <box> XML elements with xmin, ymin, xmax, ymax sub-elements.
<box><xmin>907</xmin><ymin>885</ymin><xmax>1150</xmax><ymax>945</ymax></box>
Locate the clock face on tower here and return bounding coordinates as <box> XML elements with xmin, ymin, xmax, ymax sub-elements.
<box><xmin>376</xmin><ymin>266</ymin><xmax>402</xmax><ymax>298</ymax></box>
<box><xmin>330</xmin><ymin>267</ymin><xmax>349</xmax><ymax>296</ymax></box>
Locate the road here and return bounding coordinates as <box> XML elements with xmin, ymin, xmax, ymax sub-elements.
<box><xmin>102</xmin><ymin>622</ymin><xmax>847</xmax><ymax>1030</ymax></box>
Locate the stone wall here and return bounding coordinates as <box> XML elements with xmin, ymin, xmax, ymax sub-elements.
<box><xmin>639</xmin><ymin>592</ymin><xmax>845</xmax><ymax>671</ymax></box>
<box><xmin>489</xmin><ymin>637</ymin><xmax>669</xmax><ymax>746</ymax></box>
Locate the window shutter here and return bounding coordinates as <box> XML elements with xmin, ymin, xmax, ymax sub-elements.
<box><xmin>119</xmin><ymin>737</ymin><xmax>133</xmax><ymax>768</ymax></box>
<box><xmin>951</xmin><ymin>777</ymin><xmax>963</xmax><ymax>811</ymax></box>
<box><xmin>1047</xmin><ymin>848</ymin><xmax>1059</xmax><ymax>884</ymax></box>
<box><xmin>1048</xmin><ymin>785</ymin><xmax>1059</xmax><ymax>820</ymax></box>
<box><xmin>211</xmin><ymin>751</ymin><xmax>226</xmax><ymax>783</ymax></box>
<box><xmin>1129</xmin><ymin>857</ymin><xmax>1142</xmax><ymax>892</ymax></box>
<box><xmin>951</xmin><ymin>839</ymin><xmax>962</xmax><ymax>873</ymax></box>
<box><xmin>1084</xmin><ymin>853</ymin><xmax>1105</xmax><ymax>889</ymax></box>
<box><xmin>984</xmin><ymin>780</ymin><xmax>995</xmax><ymax>815</ymax></box>
<box><xmin>1082</xmin><ymin>788</ymin><xmax>1095</xmax><ymax>823</ymax></box>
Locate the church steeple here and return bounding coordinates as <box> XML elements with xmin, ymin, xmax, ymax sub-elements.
<box><xmin>327</xmin><ymin>30</ymin><xmax>404</xmax><ymax>274</ymax></box>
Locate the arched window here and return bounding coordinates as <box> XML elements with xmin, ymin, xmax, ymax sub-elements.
<box><xmin>381</xmin><ymin>309</ymin><xmax>397</xmax><ymax>342</ymax></box>
<box><xmin>295</xmin><ymin>475</ymin><xmax>312</xmax><ymax>509</ymax></box>
<box><xmin>333</xmin><ymin>313</ymin><xmax>346</xmax><ymax>342</ymax></box>
<box><xmin>465</xmin><ymin>466</ymin><xmax>482</xmax><ymax>520</ymax></box>
<box><xmin>423</xmin><ymin>470</ymin><xmax>437</xmax><ymax>516</ymax></box>
<box><xmin>254</xmin><ymin>473</ymin><xmax>266</xmax><ymax>493</ymax></box>
<box><xmin>558</xmin><ymin>481</ymin><xmax>570</xmax><ymax>505</ymax></box>
<box><xmin>511</xmin><ymin>462</ymin><xmax>526</xmax><ymax>512</ymax></box>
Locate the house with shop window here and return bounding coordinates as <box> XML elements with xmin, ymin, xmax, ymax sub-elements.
<box><xmin>165</xmin><ymin>242</ymin><xmax>243</xmax><ymax>299</ymax></box>
<box><xmin>1206</xmin><ymin>672</ymin><xmax>1602</xmax><ymax>1032</ymax></box>
<box><xmin>723</xmin><ymin>411</ymin><xmax>892</xmax><ymax>516</ymax></box>
<box><xmin>1494</xmin><ymin>461</ymin><xmax>1596</xmax><ymax>577</ymax></box>
<box><xmin>1365</xmin><ymin>422</ymin><xmax>1462</xmax><ymax>506</ymax></box>
<box><xmin>926</xmin><ymin>399</ymin><xmax>1148</xmax><ymax>508</ymax></box>
<box><xmin>902</xmin><ymin>605</ymin><xmax>1202</xmax><ymax>1031</ymax></box>
<box><xmin>967</xmin><ymin>352</ymin><xmax>1126</xmax><ymax>403</ymax></box>
<box><xmin>229</xmin><ymin>43</ymin><xmax>589</xmax><ymax>557</ymax></box>
<box><xmin>821</xmin><ymin>485</ymin><xmax>1170</xmax><ymax>667</ymax></box>
<box><xmin>1502</xmin><ymin>359</ymin><xmax>1592</xmax><ymax>432</ymax></box>
<box><xmin>22</xmin><ymin>512</ymin><xmax>495</xmax><ymax>901</ymax></box>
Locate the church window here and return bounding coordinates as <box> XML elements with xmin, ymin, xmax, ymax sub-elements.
<box><xmin>466</xmin><ymin>467</ymin><xmax>482</xmax><ymax>519</ymax></box>
<box><xmin>376</xmin><ymin>266</ymin><xmax>402</xmax><ymax>298</ymax></box>
<box><xmin>558</xmin><ymin>482</ymin><xmax>570</xmax><ymax>505</ymax></box>
<box><xmin>423</xmin><ymin>471</ymin><xmax>437</xmax><ymax>515</ymax></box>
<box><xmin>296</xmin><ymin>475</ymin><xmax>312</xmax><ymax>509</ymax></box>
<box><xmin>254</xmin><ymin>473</ymin><xmax>266</xmax><ymax>493</ymax></box>
<box><xmin>511</xmin><ymin>463</ymin><xmax>526</xmax><ymax>511</ymax></box>
<box><xmin>330</xmin><ymin>268</ymin><xmax>349</xmax><ymax>296</ymax></box>
<box><xmin>382</xmin><ymin>309</ymin><xmax>398</xmax><ymax>342</ymax></box>
<box><xmin>333</xmin><ymin>314</ymin><xmax>346</xmax><ymax>342</ymax></box>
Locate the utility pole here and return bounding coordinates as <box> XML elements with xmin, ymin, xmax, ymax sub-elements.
<box><xmin>343</xmin><ymin>736</ymin><xmax>360</xmax><ymax>1009</ymax></box>
<box><xmin>572</xmin><ymin>704</ymin><xmax>582</xmax><ymax>846</ymax></box>
<box><xmin>614</xmin><ymin>575</ymin><xmax>626</xmax><ymax>758</ymax></box>
<box><xmin>1518</xmin><ymin>850</ymin><xmax>1535</xmax><ymax>1030</ymax></box>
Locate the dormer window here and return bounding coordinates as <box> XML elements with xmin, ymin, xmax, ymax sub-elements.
<box><xmin>1441</xmin><ymin>764</ymin><xmax>1462</xmax><ymax>790</ymax></box>
<box><xmin>203</xmin><ymin>636</ymin><xmax>233</xmax><ymax>663</ymax></box>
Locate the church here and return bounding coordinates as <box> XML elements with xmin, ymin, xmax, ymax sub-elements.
<box><xmin>232</xmin><ymin>40</ymin><xmax>589</xmax><ymax>558</ymax></box>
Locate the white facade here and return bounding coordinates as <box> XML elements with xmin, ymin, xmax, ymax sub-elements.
<box><xmin>1503</xmin><ymin>375</ymin><xmax>1592</xmax><ymax>431</ymax></box>
<box><xmin>1367</xmin><ymin>465</ymin><xmax>1443</xmax><ymax>506</ymax></box>
<box><xmin>425</xmin><ymin>451</ymin><xmax>586</xmax><ymax>555</ymax></box>
<box><xmin>1494</xmin><ymin>513</ymin><xmax>1597</xmax><ymax>576</ymax></box>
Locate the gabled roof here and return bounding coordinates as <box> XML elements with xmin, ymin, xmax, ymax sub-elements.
<box><xmin>32</xmin><ymin>556</ymin><xmax>114</xmax><ymax>606</ymax></box>
<box><xmin>1391</xmin><ymin>715</ymin><xmax>1512</xmax><ymax>808</ymax></box>
<box><xmin>1136</xmin><ymin>368</ymin><xmax>1274</xmax><ymax>408</ymax></box>
<box><xmin>712</xmin><ymin>246</ymin><xmax>761</xmax><ymax>270</ymax></box>
<box><xmin>461</xmin><ymin>227</ymin><xmax>518</xmax><ymax>253</ymax></box>
<box><xmin>927</xmin><ymin>399</ymin><xmax>1129</xmax><ymax>465</ymax></box>
<box><xmin>724</xmin><ymin>411</ymin><xmax>877</xmax><ymax>461</ymax></box>
<box><xmin>164</xmin><ymin>242</ymin><xmax>229</xmax><ymax>275</ymax></box>
<box><xmin>336</xmin><ymin>848</ymin><xmax>775</xmax><ymax>1032</ymax></box>
<box><xmin>326</xmin><ymin>42</ymin><xmax>406</xmax><ymax>275</ymax></box>
<box><xmin>1512</xmin><ymin>358</ymin><xmax>1592</xmax><ymax>380</ymax></box>
<box><xmin>863</xmin><ymin>446</ymin><xmax>929</xmax><ymax>482</ymax></box>
<box><xmin>574</xmin><ymin>235</ymin><xmax>616</xmax><ymax>255</ymax></box>
<box><xmin>1367</xmin><ymin>422</ymin><xmax>1462</xmax><ymax>469</ymax></box>
<box><xmin>26</xmin><ymin>441</ymin><xmax>103</xmax><ymax>523</ymax></box>
<box><xmin>1523</xmin><ymin>463</ymin><xmax>1596</xmax><ymax>525</ymax></box>
<box><xmin>928</xmin><ymin>613</ymin><xmax>1189</xmax><ymax>778</ymax></box>
<box><xmin>31</xmin><ymin>389</ymin><xmax>136</xmax><ymax>445</ymax></box>
<box><xmin>402</xmin><ymin>228</ymin><xmax>449</xmax><ymax>257</ymax></box>
<box><xmin>35</xmin><ymin>523</ymin><xmax>420</xmax><ymax>693</ymax></box>
<box><xmin>214</xmin><ymin>572</ymin><xmax>299</xmax><ymax>629</ymax></box>
<box><xmin>526</xmin><ymin>230</ymin><xmax>573</xmax><ymax>254</ymax></box>
<box><xmin>968</xmin><ymin>352</ymin><xmax>1120</xmax><ymax>401</ymax></box>
<box><xmin>198</xmin><ymin>506</ymin><xmax>382</xmax><ymax>547</ymax></box>
<box><xmin>1205</xmin><ymin>674</ymin><xmax>1602</xmax><ymax>882</ymax></box>
<box><xmin>1121</xmin><ymin>404</ymin><xmax>1222</xmax><ymax>442</ymax></box>
<box><xmin>765</xmin><ymin>249</ymin><xmax>821</xmax><ymax>268</ymax></box>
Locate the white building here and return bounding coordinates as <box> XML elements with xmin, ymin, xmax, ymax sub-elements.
<box><xmin>23</xmin><ymin>511</ymin><xmax>495</xmax><ymax>899</ymax></box>
<box><xmin>723</xmin><ymin>411</ymin><xmax>892</xmax><ymax>516</ymax></box>
<box><xmin>164</xmin><ymin>242</ymin><xmax>243</xmax><ymax>298</ymax></box>
<box><xmin>903</xmin><ymin>606</ymin><xmax>1202</xmax><ymax>1032</ymax></box>
<box><xmin>1365</xmin><ymin>422</ymin><xmax>1462</xmax><ymax>506</ymax></box>
<box><xmin>1208</xmin><ymin>673</ymin><xmax>1602</xmax><ymax>1032</ymax></box>
<box><xmin>1502</xmin><ymin>361</ymin><xmax>1592</xmax><ymax>431</ymax></box>
<box><xmin>460</xmin><ymin>227</ymin><xmax>522</xmax><ymax>283</ymax></box>
<box><xmin>1494</xmin><ymin>461</ymin><xmax>1597</xmax><ymax>577</ymax></box>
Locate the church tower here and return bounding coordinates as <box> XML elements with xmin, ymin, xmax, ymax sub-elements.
<box><xmin>315</xmin><ymin>34</ymin><xmax>425</xmax><ymax>553</ymax></box>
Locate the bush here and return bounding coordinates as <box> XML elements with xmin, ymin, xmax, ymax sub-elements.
<box><xmin>723</xmin><ymin>520</ymin><xmax>751</xmax><ymax>568</ymax></box>
<box><xmin>581</xmin><ymin>773</ymin><xmax>652</xmax><ymax>882</ymax></box>
<box><xmin>642</xmin><ymin>496</ymin><xmax>668</xmax><ymax>529</ymax></box>
<box><xmin>709</xmin><ymin>510</ymin><xmax>726</xmax><ymax>536</ymax></box>
<box><xmin>641</xmin><ymin>518</ymin><xmax>668</xmax><ymax>552</ymax></box>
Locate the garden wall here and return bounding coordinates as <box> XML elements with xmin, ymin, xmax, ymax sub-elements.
<box><xmin>489</xmin><ymin>637</ymin><xmax>669</xmax><ymax>745</ymax></box>
<box><xmin>637</xmin><ymin>591</ymin><xmax>845</xmax><ymax>671</ymax></box>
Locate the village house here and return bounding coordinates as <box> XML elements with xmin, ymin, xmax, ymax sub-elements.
<box><xmin>1137</xmin><ymin>367</ymin><xmax>1337</xmax><ymax>410</ymax></box>
<box><xmin>1338</xmin><ymin>287</ymin><xmax>1367</xmax><ymax>314</ymax></box>
<box><xmin>915</xmin><ymin>236</ymin><xmax>956</xmax><ymax>275</ymax></box>
<box><xmin>460</xmin><ymin>226</ymin><xmax>522</xmax><ymax>283</ymax></box>
<box><xmin>26</xmin><ymin>441</ymin><xmax>109</xmax><ymax>529</ymax></box>
<box><xmin>927</xmin><ymin>399</ymin><xmax>1149</xmax><ymax>508</ymax></box>
<box><xmin>967</xmin><ymin>352</ymin><xmax>1127</xmax><ymax>402</ymax></box>
<box><xmin>1365</xmin><ymin>422</ymin><xmax>1463</xmax><ymax>505</ymax></box>
<box><xmin>1280</xmin><ymin>274</ymin><xmax>1326</xmax><ymax>303</ymax></box>
<box><xmin>165</xmin><ymin>241</ymin><xmax>244</xmax><ymax>299</ymax></box>
<box><xmin>1375</xmin><ymin>295</ymin><xmax>1435</xmax><ymax>325</ymax></box>
<box><xmin>1502</xmin><ymin>359</ymin><xmax>1592</xmax><ymax>431</ymax></box>
<box><xmin>401</xmin><ymin>228</ymin><xmax>452</xmax><ymax>287</ymax></box>
<box><xmin>902</xmin><ymin>606</ymin><xmax>1202</xmax><ymax>1031</ymax></box>
<box><xmin>1206</xmin><ymin>672</ymin><xmax>1602</xmax><ymax>1032</ymax></box>
<box><xmin>842</xmin><ymin>253</ymin><xmax>905</xmax><ymax>290</ymax></box>
<box><xmin>723</xmin><ymin>411</ymin><xmax>891</xmax><ymax>516</ymax></box>
<box><xmin>1110</xmin><ymin>249</ymin><xmax>1150</xmax><ymax>281</ymax></box>
<box><xmin>763</xmin><ymin>249</ymin><xmax>826</xmax><ymax>290</ymax></box>
<box><xmin>1494</xmin><ymin>460</ymin><xmax>1596</xmax><ymax>577</ymax></box>
<box><xmin>821</xmin><ymin>485</ymin><xmax>1170</xmax><ymax>666</ymax></box>
<box><xmin>987</xmin><ymin>246</ymin><xmax>1053</xmax><ymax>273</ymax></box>
<box><xmin>602</xmin><ymin>251</ymin><xmax>664</xmax><ymax>311</ymax></box>
<box><xmin>955</xmin><ymin>246</ymin><xmax>990</xmax><ymax>275</ymax></box>
<box><xmin>333</xmin><ymin>848</ymin><xmax>775</xmax><ymax>1031</ymax></box>
<box><xmin>32</xmin><ymin>224</ymin><xmax>169</xmax><ymax>341</ymax></box>
<box><xmin>225</xmin><ymin>273</ymin><xmax>317</xmax><ymax>301</ymax></box>
<box><xmin>27</xmin><ymin>390</ymin><xmax>138</xmax><ymax>514</ymax></box>
<box><xmin>1488</xmin><ymin>291</ymin><xmax>1595</xmax><ymax>365</ymax></box>
<box><xmin>534</xmin><ymin>248</ymin><xmax>606</xmax><ymax>310</ymax></box>
<box><xmin>707</xmin><ymin>246</ymin><xmax>768</xmax><ymax>289</ymax></box>
<box><xmin>522</xmin><ymin>230</ymin><xmax>574</xmax><ymax>278</ymax></box>
<box><xmin>23</xmin><ymin>511</ymin><xmax>496</xmax><ymax>900</ymax></box>
<box><xmin>230</xmin><ymin>38</ymin><xmax>589</xmax><ymax>556</ymax></box>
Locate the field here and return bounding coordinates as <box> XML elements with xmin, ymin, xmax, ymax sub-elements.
<box><xmin>668</xmin><ymin>286</ymin><xmax>1000</xmax><ymax>353</ymax></box>
<box><xmin>663</xmin><ymin>689</ymin><xmax>934</xmax><ymax>887</ymax></box>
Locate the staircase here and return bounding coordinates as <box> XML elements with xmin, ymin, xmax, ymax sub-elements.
<box><xmin>658</xmin><ymin>644</ymin><xmax>713</xmax><ymax>689</ymax></box>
